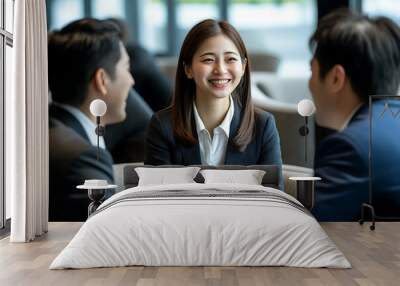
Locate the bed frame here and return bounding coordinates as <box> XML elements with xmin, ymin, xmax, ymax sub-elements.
<box><xmin>123</xmin><ymin>164</ymin><xmax>282</xmax><ymax>190</ymax></box>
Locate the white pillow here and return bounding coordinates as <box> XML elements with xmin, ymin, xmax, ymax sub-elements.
<box><xmin>135</xmin><ymin>167</ymin><xmax>201</xmax><ymax>186</ymax></box>
<box><xmin>200</xmin><ymin>169</ymin><xmax>266</xmax><ymax>185</ymax></box>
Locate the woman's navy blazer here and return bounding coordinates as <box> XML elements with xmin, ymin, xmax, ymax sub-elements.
<box><xmin>144</xmin><ymin>98</ymin><xmax>283</xmax><ymax>173</ymax></box>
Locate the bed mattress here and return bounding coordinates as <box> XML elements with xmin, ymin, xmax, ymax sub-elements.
<box><xmin>50</xmin><ymin>183</ymin><xmax>350</xmax><ymax>269</ymax></box>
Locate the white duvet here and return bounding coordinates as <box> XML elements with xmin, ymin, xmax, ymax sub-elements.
<box><xmin>50</xmin><ymin>183</ymin><xmax>350</xmax><ymax>269</ymax></box>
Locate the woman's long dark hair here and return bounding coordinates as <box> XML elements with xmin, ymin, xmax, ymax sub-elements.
<box><xmin>172</xmin><ymin>19</ymin><xmax>255</xmax><ymax>152</ymax></box>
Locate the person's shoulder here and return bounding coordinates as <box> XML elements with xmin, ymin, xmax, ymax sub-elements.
<box><xmin>126</xmin><ymin>43</ymin><xmax>149</xmax><ymax>53</ymax></box>
<box><xmin>340</xmin><ymin>122</ymin><xmax>368</xmax><ymax>146</ymax></box>
<box><xmin>125</xmin><ymin>43</ymin><xmax>153</xmax><ymax>62</ymax></box>
<box><xmin>319</xmin><ymin>130</ymin><xmax>357</xmax><ymax>150</ymax></box>
<box><xmin>49</xmin><ymin>118</ymin><xmax>87</xmax><ymax>145</ymax></box>
<box><xmin>49</xmin><ymin>118</ymin><xmax>91</xmax><ymax>160</ymax></box>
<box><xmin>148</xmin><ymin>107</ymin><xmax>175</xmax><ymax>138</ymax></box>
<box><xmin>323</xmin><ymin>109</ymin><xmax>369</xmax><ymax>156</ymax></box>
<box><xmin>79</xmin><ymin>144</ymin><xmax>114</xmax><ymax>166</ymax></box>
<box><xmin>254</xmin><ymin>107</ymin><xmax>276</xmax><ymax>127</ymax></box>
<box><xmin>153</xmin><ymin>106</ymin><xmax>173</xmax><ymax>122</ymax></box>
<box><xmin>50</xmin><ymin>117</ymin><xmax>113</xmax><ymax>167</ymax></box>
<box><xmin>317</xmin><ymin>127</ymin><xmax>368</xmax><ymax>167</ymax></box>
<box><xmin>248</xmin><ymin>108</ymin><xmax>278</xmax><ymax>142</ymax></box>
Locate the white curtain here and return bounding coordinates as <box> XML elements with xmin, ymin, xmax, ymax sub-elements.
<box><xmin>8</xmin><ymin>0</ymin><xmax>49</xmax><ymax>242</ymax></box>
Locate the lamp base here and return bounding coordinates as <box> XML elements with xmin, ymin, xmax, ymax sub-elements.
<box><xmin>87</xmin><ymin>188</ymin><xmax>106</xmax><ymax>217</ymax></box>
<box><xmin>359</xmin><ymin>203</ymin><xmax>376</xmax><ymax>231</ymax></box>
<box><xmin>296</xmin><ymin>180</ymin><xmax>315</xmax><ymax>210</ymax></box>
<box><xmin>289</xmin><ymin>177</ymin><xmax>321</xmax><ymax>210</ymax></box>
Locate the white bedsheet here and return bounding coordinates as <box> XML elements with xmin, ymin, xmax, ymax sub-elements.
<box><xmin>50</xmin><ymin>183</ymin><xmax>351</xmax><ymax>269</ymax></box>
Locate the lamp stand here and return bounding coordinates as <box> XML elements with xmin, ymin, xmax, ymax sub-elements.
<box><xmin>359</xmin><ymin>95</ymin><xmax>400</xmax><ymax>231</ymax></box>
<box><xmin>94</xmin><ymin>116</ymin><xmax>105</xmax><ymax>161</ymax></box>
<box><xmin>304</xmin><ymin>116</ymin><xmax>308</xmax><ymax>163</ymax></box>
<box><xmin>298</xmin><ymin>116</ymin><xmax>309</xmax><ymax>162</ymax></box>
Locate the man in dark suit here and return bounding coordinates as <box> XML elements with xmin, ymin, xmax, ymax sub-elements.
<box><xmin>48</xmin><ymin>19</ymin><xmax>134</xmax><ymax>221</ymax></box>
<box><xmin>309</xmin><ymin>9</ymin><xmax>400</xmax><ymax>221</ymax></box>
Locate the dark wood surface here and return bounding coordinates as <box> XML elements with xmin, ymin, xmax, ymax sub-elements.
<box><xmin>0</xmin><ymin>222</ymin><xmax>399</xmax><ymax>286</ymax></box>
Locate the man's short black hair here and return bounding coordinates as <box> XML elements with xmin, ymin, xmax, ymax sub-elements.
<box><xmin>309</xmin><ymin>9</ymin><xmax>400</xmax><ymax>101</ymax></box>
<box><xmin>48</xmin><ymin>18</ymin><xmax>121</xmax><ymax>106</ymax></box>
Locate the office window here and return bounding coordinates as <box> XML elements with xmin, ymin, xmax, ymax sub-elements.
<box><xmin>50</xmin><ymin>0</ymin><xmax>84</xmax><ymax>30</ymax></box>
<box><xmin>229</xmin><ymin>0</ymin><xmax>316</xmax><ymax>76</ymax></box>
<box><xmin>176</xmin><ymin>0</ymin><xmax>218</xmax><ymax>49</ymax></box>
<box><xmin>363</xmin><ymin>0</ymin><xmax>400</xmax><ymax>25</ymax></box>
<box><xmin>1</xmin><ymin>0</ymin><xmax>14</xmax><ymax>229</ymax></box>
<box><xmin>5</xmin><ymin>0</ymin><xmax>13</xmax><ymax>33</ymax></box>
<box><xmin>92</xmin><ymin>0</ymin><xmax>124</xmax><ymax>19</ymax></box>
<box><xmin>140</xmin><ymin>0</ymin><xmax>168</xmax><ymax>54</ymax></box>
<box><xmin>5</xmin><ymin>44</ymin><xmax>12</xmax><ymax>220</ymax></box>
<box><xmin>0</xmin><ymin>37</ymin><xmax>3</xmax><ymax>229</ymax></box>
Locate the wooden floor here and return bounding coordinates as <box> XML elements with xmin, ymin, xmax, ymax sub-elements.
<box><xmin>1</xmin><ymin>222</ymin><xmax>400</xmax><ymax>286</ymax></box>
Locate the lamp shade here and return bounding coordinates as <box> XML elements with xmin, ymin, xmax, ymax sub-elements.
<box><xmin>297</xmin><ymin>99</ymin><xmax>316</xmax><ymax>117</ymax></box>
<box><xmin>90</xmin><ymin>99</ymin><xmax>107</xmax><ymax>117</ymax></box>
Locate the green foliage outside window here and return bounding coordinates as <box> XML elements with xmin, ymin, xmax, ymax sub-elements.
<box><xmin>174</xmin><ymin>0</ymin><xmax>306</xmax><ymax>4</ymax></box>
<box><xmin>175</xmin><ymin>0</ymin><xmax>216</xmax><ymax>3</ymax></box>
<box><xmin>231</xmin><ymin>0</ymin><xmax>306</xmax><ymax>3</ymax></box>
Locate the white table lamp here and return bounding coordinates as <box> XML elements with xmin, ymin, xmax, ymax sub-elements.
<box><xmin>297</xmin><ymin>99</ymin><xmax>316</xmax><ymax>162</ymax></box>
<box><xmin>90</xmin><ymin>99</ymin><xmax>107</xmax><ymax>160</ymax></box>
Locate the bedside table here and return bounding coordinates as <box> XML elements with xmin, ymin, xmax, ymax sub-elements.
<box><xmin>289</xmin><ymin>177</ymin><xmax>321</xmax><ymax>210</ymax></box>
<box><xmin>77</xmin><ymin>184</ymin><xmax>117</xmax><ymax>216</ymax></box>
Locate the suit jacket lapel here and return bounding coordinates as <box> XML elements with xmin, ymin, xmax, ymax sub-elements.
<box><xmin>181</xmin><ymin>115</ymin><xmax>202</xmax><ymax>165</ymax></box>
<box><xmin>181</xmin><ymin>143</ymin><xmax>202</xmax><ymax>165</ymax></box>
<box><xmin>181</xmin><ymin>98</ymin><xmax>243</xmax><ymax>165</ymax></box>
<box><xmin>225</xmin><ymin>99</ymin><xmax>243</xmax><ymax>164</ymax></box>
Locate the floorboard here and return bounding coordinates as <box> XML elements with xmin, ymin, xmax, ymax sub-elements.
<box><xmin>1</xmin><ymin>222</ymin><xmax>399</xmax><ymax>286</ymax></box>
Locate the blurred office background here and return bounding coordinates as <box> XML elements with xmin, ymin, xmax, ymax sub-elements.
<box><xmin>46</xmin><ymin>0</ymin><xmax>400</xmax><ymax>76</ymax></box>
<box><xmin>47</xmin><ymin>0</ymin><xmax>315</xmax><ymax>76</ymax></box>
<box><xmin>43</xmin><ymin>0</ymin><xmax>400</xmax><ymax>169</ymax></box>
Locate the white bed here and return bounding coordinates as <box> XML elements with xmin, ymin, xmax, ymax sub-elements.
<box><xmin>50</xmin><ymin>182</ymin><xmax>350</xmax><ymax>269</ymax></box>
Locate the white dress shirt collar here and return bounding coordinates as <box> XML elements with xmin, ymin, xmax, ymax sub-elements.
<box><xmin>54</xmin><ymin>102</ymin><xmax>106</xmax><ymax>149</ymax></box>
<box><xmin>193</xmin><ymin>96</ymin><xmax>235</xmax><ymax>165</ymax></box>
<box><xmin>193</xmin><ymin>96</ymin><xmax>234</xmax><ymax>137</ymax></box>
<box><xmin>339</xmin><ymin>103</ymin><xmax>364</xmax><ymax>131</ymax></box>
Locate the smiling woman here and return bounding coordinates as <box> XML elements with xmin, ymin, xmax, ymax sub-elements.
<box><xmin>144</xmin><ymin>19</ymin><xmax>282</xmax><ymax>180</ymax></box>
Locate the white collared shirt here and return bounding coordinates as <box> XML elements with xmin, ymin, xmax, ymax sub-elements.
<box><xmin>54</xmin><ymin>103</ymin><xmax>106</xmax><ymax>149</ymax></box>
<box><xmin>339</xmin><ymin>103</ymin><xmax>364</xmax><ymax>131</ymax></box>
<box><xmin>193</xmin><ymin>97</ymin><xmax>234</xmax><ymax>166</ymax></box>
